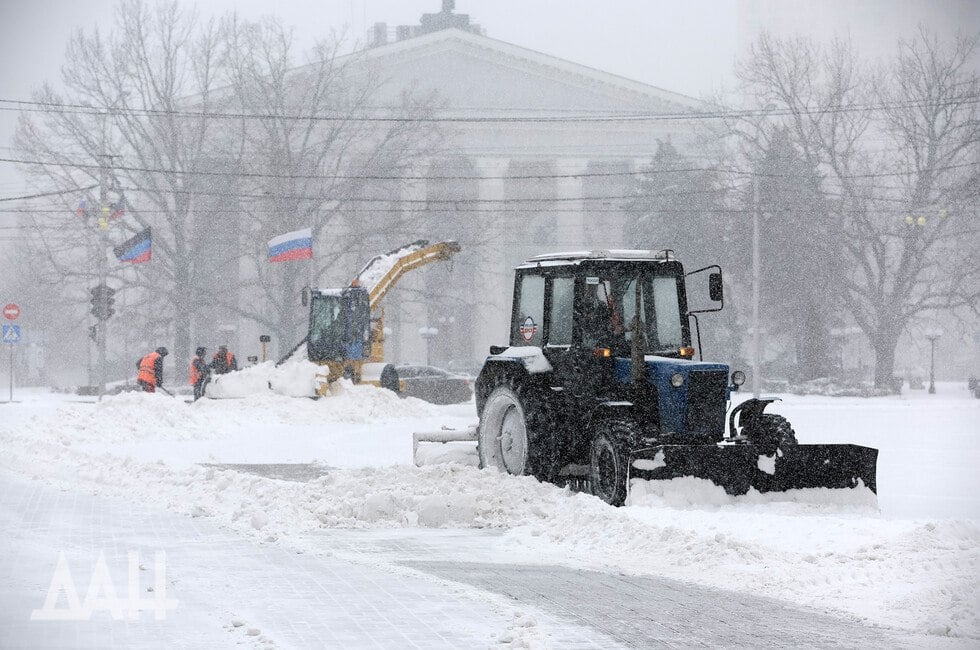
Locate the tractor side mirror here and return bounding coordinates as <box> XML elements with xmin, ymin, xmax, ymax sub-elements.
<box><xmin>709</xmin><ymin>272</ymin><xmax>723</xmax><ymax>302</ymax></box>
<box><xmin>301</xmin><ymin>286</ymin><xmax>310</xmax><ymax>307</ymax></box>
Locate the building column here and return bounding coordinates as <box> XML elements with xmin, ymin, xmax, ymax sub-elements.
<box><xmin>554</xmin><ymin>158</ymin><xmax>589</xmax><ymax>249</ymax></box>
<box><xmin>474</xmin><ymin>157</ymin><xmax>511</xmax><ymax>360</ymax></box>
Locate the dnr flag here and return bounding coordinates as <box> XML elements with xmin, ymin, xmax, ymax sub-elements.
<box><xmin>113</xmin><ymin>227</ymin><xmax>152</xmax><ymax>264</ymax></box>
<box><xmin>268</xmin><ymin>227</ymin><xmax>312</xmax><ymax>263</ymax></box>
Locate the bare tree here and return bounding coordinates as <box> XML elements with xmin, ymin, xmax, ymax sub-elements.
<box><xmin>14</xmin><ymin>0</ymin><xmax>225</xmax><ymax>380</ymax></box>
<box><xmin>215</xmin><ymin>15</ymin><xmax>446</xmax><ymax>351</ymax></box>
<box><xmin>737</xmin><ymin>30</ymin><xmax>980</xmax><ymax>388</ymax></box>
<box><xmin>12</xmin><ymin>1</ymin><xmax>447</xmax><ymax>377</ymax></box>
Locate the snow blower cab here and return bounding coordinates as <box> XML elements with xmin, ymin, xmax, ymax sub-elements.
<box><xmin>474</xmin><ymin>249</ymin><xmax>878</xmax><ymax>505</ymax></box>
<box><xmin>304</xmin><ymin>284</ymin><xmax>398</xmax><ymax>391</ymax></box>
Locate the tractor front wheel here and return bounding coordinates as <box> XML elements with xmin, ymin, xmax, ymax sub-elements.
<box><xmin>748</xmin><ymin>414</ymin><xmax>798</xmax><ymax>456</ymax></box>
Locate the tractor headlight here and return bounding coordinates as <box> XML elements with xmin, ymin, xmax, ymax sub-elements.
<box><xmin>731</xmin><ymin>370</ymin><xmax>746</xmax><ymax>386</ymax></box>
<box><xmin>670</xmin><ymin>373</ymin><xmax>684</xmax><ymax>388</ymax></box>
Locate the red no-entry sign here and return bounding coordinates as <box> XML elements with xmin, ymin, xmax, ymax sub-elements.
<box><xmin>3</xmin><ymin>303</ymin><xmax>20</xmax><ymax>320</ymax></box>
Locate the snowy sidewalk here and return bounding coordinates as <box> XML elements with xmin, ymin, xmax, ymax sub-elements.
<box><xmin>0</xmin><ymin>474</ymin><xmax>612</xmax><ymax>649</ymax></box>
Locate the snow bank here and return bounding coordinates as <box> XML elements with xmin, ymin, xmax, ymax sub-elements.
<box><xmin>206</xmin><ymin>359</ymin><xmax>319</xmax><ymax>398</ymax></box>
<box><xmin>628</xmin><ymin>476</ymin><xmax>880</xmax><ymax>509</ymax></box>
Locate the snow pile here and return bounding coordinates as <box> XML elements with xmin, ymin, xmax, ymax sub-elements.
<box><xmin>628</xmin><ymin>476</ymin><xmax>879</xmax><ymax>509</ymax></box>
<box><xmin>353</xmin><ymin>240</ymin><xmax>428</xmax><ymax>291</ymax></box>
<box><xmin>207</xmin><ymin>359</ymin><xmax>319</xmax><ymax>398</ymax></box>
<box><xmin>45</xmin><ymin>391</ymin><xmax>234</xmax><ymax>442</ymax></box>
<box><xmin>768</xmin><ymin>376</ymin><xmax>899</xmax><ymax>398</ymax></box>
<box><xmin>9</xmin><ymin>384</ymin><xmax>443</xmax><ymax>446</ymax></box>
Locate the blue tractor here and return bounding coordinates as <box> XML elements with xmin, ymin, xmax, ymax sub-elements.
<box><xmin>475</xmin><ymin>250</ymin><xmax>878</xmax><ymax>505</ymax></box>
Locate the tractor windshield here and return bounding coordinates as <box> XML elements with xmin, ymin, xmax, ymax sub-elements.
<box><xmin>582</xmin><ymin>272</ymin><xmax>685</xmax><ymax>354</ymax></box>
<box><xmin>308</xmin><ymin>293</ymin><xmax>345</xmax><ymax>361</ymax></box>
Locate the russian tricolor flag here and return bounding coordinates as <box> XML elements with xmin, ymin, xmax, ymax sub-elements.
<box><xmin>268</xmin><ymin>227</ymin><xmax>313</xmax><ymax>263</ymax></box>
<box><xmin>113</xmin><ymin>227</ymin><xmax>152</xmax><ymax>264</ymax></box>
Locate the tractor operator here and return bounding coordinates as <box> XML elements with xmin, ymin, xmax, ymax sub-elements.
<box><xmin>582</xmin><ymin>280</ymin><xmax>626</xmax><ymax>352</ymax></box>
<box><xmin>137</xmin><ymin>347</ymin><xmax>168</xmax><ymax>393</ymax></box>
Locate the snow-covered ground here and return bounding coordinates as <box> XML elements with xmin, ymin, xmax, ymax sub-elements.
<box><xmin>1</xmin><ymin>379</ymin><xmax>978</xmax><ymax>644</ymax></box>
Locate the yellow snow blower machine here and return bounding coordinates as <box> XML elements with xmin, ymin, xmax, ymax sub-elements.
<box><xmin>280</xmin><ymin>240</ymin><xmax>461</xmax><ymax>396</ymax></box>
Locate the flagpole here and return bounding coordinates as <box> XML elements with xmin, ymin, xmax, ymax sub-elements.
<box><xmin>308</xmin><ymin>244</ymin><xmax>315</xmax><ymax>290</ymax></box>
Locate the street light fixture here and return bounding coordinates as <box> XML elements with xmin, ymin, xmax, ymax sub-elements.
<box><xmin>925</xmin><ymin>330</ymin><xmax>942</xmax><ymax>394</ymax></box>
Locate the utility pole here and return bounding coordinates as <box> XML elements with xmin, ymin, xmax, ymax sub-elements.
<box><xmin>926</xmin><ymin>332</ymin><xmax>941</xmax><ymax>394</ymax></box>
<box><xmin>751</xmin><ymin>177</ymin><xmax>761</xmax><ymax>398</ymax></box>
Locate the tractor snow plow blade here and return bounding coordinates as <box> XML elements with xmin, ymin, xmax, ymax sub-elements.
<box><xmin>630</xmin><ymin>444</ymin><xmax>878</xmax><ymax>496</ymax></box>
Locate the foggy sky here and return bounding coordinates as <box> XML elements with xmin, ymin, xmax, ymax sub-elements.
<box><xmin>0</xmin><ymin>0</ymin><xmax>976</xmax><ymax>209</ymax></box>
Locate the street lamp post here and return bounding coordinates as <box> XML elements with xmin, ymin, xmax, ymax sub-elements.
<box><xmin>925</xmin><ymin>331</ymin><xmax>941</xmax><ymax>394</ymax></box>
<box><xmin>418</xmin><ymin>327</ymin><xmax>438</xmax><ymax>366</ymax></box>
<box><xmin>751</xmin><ymin>177</ymin><xmax>761</xmax><ymax>398</ymax></box>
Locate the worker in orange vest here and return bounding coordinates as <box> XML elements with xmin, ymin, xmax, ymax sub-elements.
<box><xmin>190</xmin><ymin>346</ymin><xmax>210</xmax><ymax>401</ymax></box>
<box><xmin>137</xmin><ymin>347</ymin><xmax>168</xmax><ymax>393</ymax></box>
<box><xmin>211</xmin><ymin>345</ymin><xmax>238</xmax><ymax>375</ymax></box>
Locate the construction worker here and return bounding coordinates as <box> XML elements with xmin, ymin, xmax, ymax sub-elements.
<box><xmin>211</xmin><ymin>344</ymin><xmax>238</xmax><ymax>375</ymax></box>
<box><xmin>137</xmin><ymin>347</ymin><xmax>168</xmax><ymax>393</ymax></box>
<box><xmin>190</xmin><ymin>347</ymin><xmax>210</xmax><ymax>401</ymax></box>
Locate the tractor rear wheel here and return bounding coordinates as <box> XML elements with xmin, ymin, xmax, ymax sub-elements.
<box><xmin>479</xmin><ymin>385</ymin><xmax>531</xmax><ymax>474</ymax></box>
<box><xmin>590</xmin><ymin>428</ymin><xmax>629</xmax><ymax>506</ymax></box>
<box><xmin>478</xmin><ymin>383</ymin><xmax>556</xmax><ymax>479</ymax></box>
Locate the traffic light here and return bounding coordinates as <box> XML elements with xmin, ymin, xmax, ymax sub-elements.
<box><xmin>90</xmin><ymin>284</ymin><xmax>116</xmax><ymax>321</ymax></box>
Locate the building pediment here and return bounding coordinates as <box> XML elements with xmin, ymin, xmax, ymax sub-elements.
<box><xmin>344</xmin><ymin>29</ymin><xmax>704</xmax><ymax>115</ymax></box>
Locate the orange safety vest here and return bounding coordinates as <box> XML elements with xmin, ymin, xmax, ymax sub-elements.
<box><xmin>190</xmin><ymin>355</ymin><xmax>202</xmax><ymax>385</ymax></box>
<box><xmin>138</xmin><ymin>351</ymin><xmax>160</xmax><ymax>386</ymax></box>
<box><xmin>213</xmin><ymin>350</ymin><xmax>235</xmax><ymax>368</ymax></box>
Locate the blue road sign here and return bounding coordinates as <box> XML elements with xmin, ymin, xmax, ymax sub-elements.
<box><xmin>2</xmin><ymin>324</ymin><xmax>21</xmax><ymax>344</ymax></box>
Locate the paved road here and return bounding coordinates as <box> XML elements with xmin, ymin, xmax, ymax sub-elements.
<box><xmin>315</xmin><ymin>528</ymin><xmax>957</xmax><ymax>650</ymax></box>
<box><xmin>409</xmin><ymin>562</ymin><xmax>904</xmax><ymax>649</ymax></box>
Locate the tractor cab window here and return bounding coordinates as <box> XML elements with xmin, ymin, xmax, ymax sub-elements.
<box><xmin>581</xmin><ymin>277</ymin><xmax>626</xmax><ymax>351</ymax></box>
<box><xmin>651</xmin><ymin>276</ymin><xmax>683</xmax><ymax>349</ymax></box>
<box><xmin>514</xmin><ymin>274</ymin><xmax>544</xmax><ymax>346</ymax></box>
<box><xmin>582</xmin><ymin>271</ymin><xmax>685</xmax><ymax>355</ymax></box>
<box><xmin>547</xmin><ymin>276</ymin><xmax>575</xmax><ymax>346</ymax></box>
<box><xmin>308</xmin><ymin>293</ymin><xmax>345</xmax><ymax>360</ymax></box>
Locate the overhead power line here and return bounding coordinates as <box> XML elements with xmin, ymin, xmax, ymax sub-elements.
<box><xmin>1</xmin><ymin>155</ymin><xmax>975</xmax><ymax>186</ymax></box>
<box><xmin>0</xmin><ymin>185</ymin><xmax>98</xmax><ymax>203</ymax></box>
<box><xmin>0</xmin><ymin>94</ymin><xmax>977</xmax><ymax>123</ymax></box>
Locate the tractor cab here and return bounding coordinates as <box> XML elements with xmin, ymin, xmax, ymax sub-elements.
<box><xmin>476</xmin><ymin>248</ymin><xmax>877</xmax><ymax>505</ymax></box>
<box><xmin>510</xmin><ymin>249</ymin><xmax>698</xmax><ymax>360</ymax></box>
<box><xmin>500</xmin><ymin>249</ymin><xmax>730</xmax><ymax>444</ymax></box>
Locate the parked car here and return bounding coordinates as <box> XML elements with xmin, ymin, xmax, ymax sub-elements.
<box><xmin>395</xmin><ymin>365</ymin><xmax>474</xmax><ymax>404</ymax></box>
